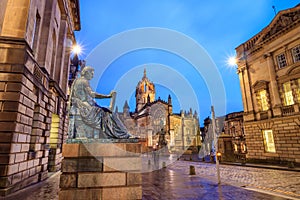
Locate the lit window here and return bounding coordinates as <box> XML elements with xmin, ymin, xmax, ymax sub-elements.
<box><xmin>262</xmin><ymin>130</ymin><xmax>276</xmax><ymax>153</ymax></box>
<box><xmin>277</xmin><ymin>53</ymin><xmax>287</xmax><ymax>69</ymax></box>
<box><xmin>259</xmin><ymin>90</ymin><xmax>269</xmax><ymax>111</ymax></box>
<box><xmin>283</xmin><ymin>82</ymin><xmax>294</xmax><ymax>106</ymax></box>
<box><xmin>292</xmin><ymin>45</ymin><xmax>300</xmax><ymax>63</ymax></box>
<box><xmin>242</xmin><ymin>144</ymin><xmax>247</xmax><ymax>152</ymax></box>
<box><xmin>50</xmin><ymin>114</ymin><xmax>60</xmax><ymax>148</ymax></box>
<box><xmin>234</xmin><ymin>144</ymin><xmax>238</xmax><ymax>152</ymax></box>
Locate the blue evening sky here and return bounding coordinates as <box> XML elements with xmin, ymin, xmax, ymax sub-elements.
<box><xmin>74</xmin><ymin>1</ymin><xmax>299</xmax><ymax>124</ymax></box>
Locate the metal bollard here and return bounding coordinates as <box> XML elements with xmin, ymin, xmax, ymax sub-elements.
<box><xmin>189</xmin><ymin>165</ymin><xmax>196</xmax><ymax>175</ymax></box>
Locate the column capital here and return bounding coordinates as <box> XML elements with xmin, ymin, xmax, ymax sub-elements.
<box><xmin>263</xmin><ymin>52</ymin><xmax>273</xmax><ymax>58</ymax></box>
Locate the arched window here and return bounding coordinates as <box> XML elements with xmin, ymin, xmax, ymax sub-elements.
<box><xmin>153</xmin><ymin>109</ymin><xmax>165</xmax><ymax>134</ymax></box>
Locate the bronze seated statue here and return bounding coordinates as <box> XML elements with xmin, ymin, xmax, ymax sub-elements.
<box><xmin>68</xmin><ymin>66</ymin><xmax>132</xmax><ymax>139</ymax></box>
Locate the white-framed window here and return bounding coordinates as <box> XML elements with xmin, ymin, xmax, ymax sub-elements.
<box><xmin>283</xmin><ymin>81</ymin><xmax>294</xmax><ymax>106</ymax></box>
<box><xmin>262</xmin><ymin>129</ymin><xmax>276</xmax><ymax>153</ymax></box>
<box><xmin>292</xmin><ymin>45</ymin><xmax>300</xmax><ymax>63</ymax></box>
<box><xmin>258</xmin><ymin>89</ymin><xmax>269</xmax><ymax>111</ymax></box>
<box><xmin>277</xmin><ymin>53</ymin><xmax>287</xmax><ymax>69</ymax></box>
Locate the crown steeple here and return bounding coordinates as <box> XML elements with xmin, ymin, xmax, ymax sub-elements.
<box><xmin>135</xmin><ymin>68</ymin><xmax>155</xmax><ymax>111</ymax></box>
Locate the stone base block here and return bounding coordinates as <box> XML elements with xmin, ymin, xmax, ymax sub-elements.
<box><xmin>59</xmin><ymin>140</ymin><xmax>142</xmax><ymax>200</ymax></box>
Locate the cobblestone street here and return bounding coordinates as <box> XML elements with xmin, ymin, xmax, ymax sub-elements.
<box><xmin>167</xmin><ymin>160</ymin><xmax>300</xmax><ymax>199</ymax></box>
<box><xmin>2</xmin><ymin>157</ymin><xmax>300</xmax><ymax>200</ymax></box>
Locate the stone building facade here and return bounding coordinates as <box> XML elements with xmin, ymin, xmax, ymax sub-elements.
<box><xmin>218</xmin><ymin>111</ymin><xmax>246</xmax><ymax>162</ymax></box>
<box><xmin>117</xmin><ymin>70</ymin><xmax>201</xmax><ymax>152</ymax></box>
<box><xmin>236</xmin><ymin>4</ymin><xmax>300</xmax><ymax>165</ymax></box>
<box><xmin>0</xmin><ymin>0</ymin><xmax>80</xmax><ymax>196</ymax></box>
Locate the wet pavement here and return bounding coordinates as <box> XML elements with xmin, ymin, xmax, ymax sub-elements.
<box><xmin>143</xmin><ymin>169</ymin><xmax>287</xmax><ymax>200</ymax></box>
<box><xmin>1</xmin><ymin>172</ymin><xmax>60</xmax><ymax>200</ymax></box>
<box><xmin>2</xmin><ymin>158</ymin><xmax>300</xmax><ymax>200</ymax></box>
<box><xmin>169</xmin><ymin>160</ymin><xmax>300</xmax><ymax>199</ymax></box>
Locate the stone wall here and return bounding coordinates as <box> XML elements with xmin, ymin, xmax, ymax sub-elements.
<box><xmin>0</xmin><ymin>0</ymin><xmax>80</xmax><ymax>196</ymax></box>
<box><xmin>245</xmin><ymin>115</ymin><xmax>300</xmax><ymax>164</ymax></box>
<box><xmin>0</xmin><ymin>41</ymin><xmax>51</xmax><ymax>195</ymax></box>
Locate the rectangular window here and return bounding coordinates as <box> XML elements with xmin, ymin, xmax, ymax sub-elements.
<box><xmin>50</xmin><ymin>114</ymin><xmax>60</xmax><ymax>148</ymax></box>
<box><xmin>283</xmin><ymin>82</ymin><xmax>294</xmax><ymax>106</ymax></box>
<box><xmin>259</xmin><ymin>90</ymin><xmax>269</xmax><ymax>111</ymax></box>
<box><xmin>277</xmin><ymin>53</ymin><xmax>287</xmax><ymax>69</ymax></box>
<box><xmin>292</xmin><ymin>45</ymin><xmax>300</xmax><ymax>63</ymax></box>
<box><xmin>262</xmin><ymin>130</ymin><xmax>276</xmax><ymax>153</ymax></box>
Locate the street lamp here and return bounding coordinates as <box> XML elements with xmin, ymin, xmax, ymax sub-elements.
<box><xmin>227</xmin><ymin>56</ymin><xmax>237</xmax><ymax>67</ymax></box>
<box><xmin>71</xmin><ymin>44</ymin><xmax>82</xmax><ymax>56</ymax></box>
<box><xmin>216</xmin><ymin>152</ymin><xmax>222</xmax><ymax>161</ymax></box>
<box><xmin>211</xmin><ymin>106</ymin><xmax>221</xmax><ymax>184</ymax></box>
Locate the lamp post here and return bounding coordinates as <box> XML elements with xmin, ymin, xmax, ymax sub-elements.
<box><xmin>211</xmin><ymin>106</ymin><xmax>221</xmax><ymax>184</ymax></box>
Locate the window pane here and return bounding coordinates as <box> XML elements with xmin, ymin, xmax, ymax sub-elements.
<box><xmin>259</xmin><ymin>90</ymin><xmax>269</xmax><ymax>111</ymax></box>
<box><xmin>292</xmin><ymin>45</ymin><xmax>300</xmax><ymax>63</ymax></box>
<box><xmin>283</xmin><ymin>82</ymin><xmax>294</xmax><ymax>106</ymax></box>
<box><xmin>262</xmin><ymin>130</ymin><xmax>276</xmax><ymax>153</ymax></box>
<box><xmin>277</xmin><ymin>53</ymin><xmax>287</xmax><ymax>69</ymax></box>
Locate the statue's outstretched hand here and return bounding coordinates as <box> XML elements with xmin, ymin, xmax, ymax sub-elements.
<box><xmin>94</xmin><ymin>93</ymin><xmax>110</xmax><ymax>99</ymax></box>
<box><xmin>110</xmin><ymin>90</ymin><xmax>116</xmax><ymax>98</ymax></box>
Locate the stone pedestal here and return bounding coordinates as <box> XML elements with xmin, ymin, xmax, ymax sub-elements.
<box><xmin>59</xmin><ymin>139</ymin><xmax>142</xmax><ymax>200</ymax></box>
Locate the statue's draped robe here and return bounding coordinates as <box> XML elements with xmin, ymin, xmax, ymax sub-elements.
<box><xmin>71</xmin><ymin>77</ymin><xmax>130</xmax><ymax>139</ymax></box>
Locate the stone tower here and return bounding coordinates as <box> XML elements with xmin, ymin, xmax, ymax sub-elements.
<box><xmin>135</xmin><ymin>69</ymin><xmax>155</xmax><ymax>111</ymax></box>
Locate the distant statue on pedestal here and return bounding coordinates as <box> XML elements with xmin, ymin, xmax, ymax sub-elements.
<box><xmin>158</xmin><ymin>128</ymin><xmax>167</xmax><ymax>149</ymax></box>
<box><xmin>68</xmin><ymin>66</ymin><xmax>131</xmax><ymax>139</ymax></box>
<box><xmin>157</xmin><ymin>128</ymin><xmax>169</xmax><ymax>155</ymax></box>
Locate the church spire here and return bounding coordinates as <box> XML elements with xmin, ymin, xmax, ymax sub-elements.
<box><xmin>136</xmin><ymin>69</ymin><xmax>155</xmax><ymax>111</ymax></box>
<box><xmin>143</xmin><ymin>68</ymin><xmax>147</xmax><ymax>78</ymax></box>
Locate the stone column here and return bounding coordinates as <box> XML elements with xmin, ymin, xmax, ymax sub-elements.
<box><xmin>61</xmin><ymin>33</ymin><xmax>72</xmax><ymax>94</ymax></box>
<box><xmin>291</xmin><ymin>79</ymin><xmax>300</xmax><ymax>113</ymax></box>
<box><xmin>55</xmin><ymin>17</ymin><xmax>67</xmax><ymax>88</ymax></box>
<box><xmin>265</xmin><ymin>53</ymin><xmax>282</xmax><ymax>116</ymax></box>
<box><xmin>240</xmin><ymin>65</ymin><xmax>255</xmax><ymax>121</ymax></box>
<box><xmin>238</xmin><ymin>68</ymin><xmax>248</xmax><ymax>112</ymax></box>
